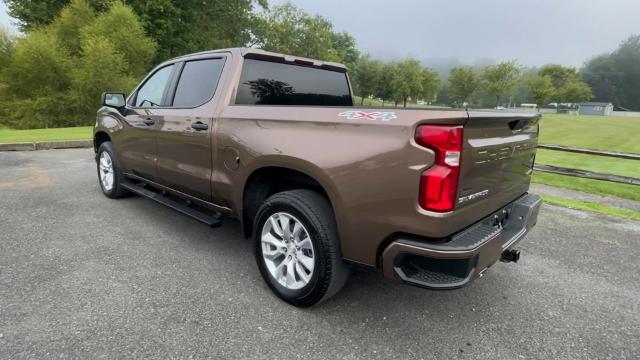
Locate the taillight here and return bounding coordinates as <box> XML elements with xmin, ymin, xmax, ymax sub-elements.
<box><xmin>415</xmin><ymin>125</ymin><xmax>463</xmax><ymax>212</ymax></box>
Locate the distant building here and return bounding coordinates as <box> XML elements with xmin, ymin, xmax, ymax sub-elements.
<box><xmin>520</xmin><ymin>103</ymin><xmax>537</xmax><ymax>112</ymax></box>
<box><xmin>577</xmin><ymin>102</ymin><xmax>614</xmax><ymax>116</ymax></box>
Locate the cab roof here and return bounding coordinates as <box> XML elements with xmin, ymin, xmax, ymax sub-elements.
<box><xmin>169</xmin><ymin>47</ymin><xmax>347</xmax><ymax>72</ymax></box>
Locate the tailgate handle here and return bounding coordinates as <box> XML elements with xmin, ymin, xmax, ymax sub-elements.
<box><xmin>509</xmin><ymin>119</ymin><xmax>528</xmax><ymax>131</ymax></box>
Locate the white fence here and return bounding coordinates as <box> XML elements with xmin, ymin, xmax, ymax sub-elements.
<box><xmin>536</xmin><ymin>109</ymin><xmax>640</xmax><ymax>118</ymax></box>
<box><xmin>612</xmin><ymin>111</ymin><xmax>640</xmax><ymax>118</ymax></box>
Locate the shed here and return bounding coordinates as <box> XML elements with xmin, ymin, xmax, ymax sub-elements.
<box><xmin>577</xmin><ymin>102</ymin><xmax>613</xmax><ymax>116</ymax></box>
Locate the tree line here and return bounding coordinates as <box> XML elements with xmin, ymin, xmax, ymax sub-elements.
<box><xmin>0</xmin><ymin>0</ymin><xmax>360</xmax><ymax>129</ymax></box>
<box><xmin>357</xmin><ymin>36</ymin><xmax>639</xmax><ymax>110</ymax></box>
<box><xmin>582</xmin><ymin>35</ymin><xmax>640</xmax><ymax>111</ymax></box>
<box><xmin>0</xmin><ymin>0</ymin><xmax>638</xmax><ymax>129</ymax></box>
<box><xmin>351</xmin><ymin>56</ymin><xmax>441</xmax><ymax>107</ymax></box>
<box><xmin>353</xmin><ymin>57</ymin><xmax>595</xmax><ymax>110</ymax></box>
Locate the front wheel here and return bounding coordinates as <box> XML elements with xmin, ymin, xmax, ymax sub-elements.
<box><xmin>254</xmin><ymin>190</ymin><xmax>348</xmax><ymax>307</ymax></box>
<box><xmin>96</xmin><ymin>141</ymin><xmax>128</xmax><ymax>199</ymax></box>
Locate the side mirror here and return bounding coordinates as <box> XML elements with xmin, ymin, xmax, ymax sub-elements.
<box><xmin>101</xmin><ymin>92</ymin><xmax>126</xmax><ymax>109</ymax></box>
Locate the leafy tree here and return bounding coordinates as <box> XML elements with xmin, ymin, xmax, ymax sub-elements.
<box><xmin>375</xmin><ymin>62</ymin><xmax>397</xmax><ymax>107</ymax></box>
<box><xmin>391</xmin><ymin>58</ymin><xmax>424</xmax><ymax>107</ymax></box>
<box><xmin>49</xmin><ymin>0</ymin><xmax>95</xmax><ymax>55</ymax></box>
<box><xmin>162</xmin><ymin>0</ymin><xmax>267</xmax><ymax>61</ymax></box>
<box><xmin>81</xmin><ymin>3</ymin><xmax>156</xmax><ymax>77</ymax></box>
<box><xmin>558</xmin><ymin>81</ymin><xmax>592</xmax><ymax>104</ymax></box>
<box><xmin>1</xmin><ymin>0</ymin><xmax>156</xmax><ymax>129</ymax></box>
<box><xmin>512</xmin><ymin>67</ymin><xmax>536</xmax><ymax>108</ymax></box>
<box><xmin>254</xmin><ymin>3</ymin><xmax>359</xmax><ymax>68</ymax></box>
<box><xmin>483</xmin><ymin>61</ymin><xmax>520</xmax><ymax>107</ymax></box>
<box><xmin>0</xmin><ymin>26</ymin><xmax>14</xmax><ymax>70</ymax></box>
<box><xmin>527</xmin><ymin>75</ymin><xmax>555</xmax><ymax>108</ymax></box>
<box><xmin>582</xmin><ymin>35</ymin><xmax>640</xmax><ymax>110</ymax></box>
<box><xmin>5</xmin><ymin>0</ymin><xmax>73</xmax><ymax>31</ymax></box>
<box><xmin>69</xmin><ymin>35</ymin><xmax>137</xmax><ymax>121</ymax></box>
<box><xmin>448</xmin><ymin>66</ymin><xmax>480</xmax><ymax>105</ymax></box>
<box><xmin>326</xmin><ymin>31</ymin><xmax>360</xmax><ymax>70</ymax></box>
<box><xmin>435</xmin><ymin>84</ymin><xmax>452</xmax><ymax>107</ymax></box>
<box><xmin>2</xmin><ymin>30</ymin><xmax>72</xmax><ymax>128</ymax></box>
<box><xmin>352</xmin><ymin>55</ymin><xmax>382</xmax><ymax>105</ymax></box>
<box><xmin>420</xmin><ymin>68</ymin><xmax>441</xmax><ymax>103</ymax></box>
<box><xmin>538</xmin><ymin>64</ymin><xmax>581</xmax><ymax>90</ymax></box>
<box><xmin>4</xmin><ymin>0</ymin><xmax>267</xmax><ymax>62</ymax></box>
<box><xmin>4</xmin><ymin>30</ymin><xmax>72</xmax><ymax>99</ymax></box>
<box><xmin>609</xmin><ymin>35</ymin><xmax>640</xmax><ymax>110</ymax></box>
<box><xmin>539</xmin><ymin>64</ymin><xmax>592</xmax><ymax>109</ymax></box>
<box><xmin>0</xmin><ymin>27</ymin><xmax>15</xmax><ymax>123</ymax></box>
<box><xmin>582</xmin><ymin>54</ymin><xmax>621</xmax><ymax>106</ymax></box>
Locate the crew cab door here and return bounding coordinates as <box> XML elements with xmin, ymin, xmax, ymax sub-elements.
<box><xmin>120</xmin><ymin>64</ymin><xmax>176</xmax><ymax>181</ymax></box>
<box><xmin>155</xmin><ymin>57</ymin><xmax>226</xmax><ymax>201</ymax></box>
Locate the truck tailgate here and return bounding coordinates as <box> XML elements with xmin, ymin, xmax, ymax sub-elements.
<box><xmin>457</xmin><ymin>111</ymin><xmax>540</xmax><ymax>212</ymax></box>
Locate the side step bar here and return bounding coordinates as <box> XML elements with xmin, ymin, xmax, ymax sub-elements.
<box><xmin>121</xmin><ymin>182</ymin><xmax>222</xmax><ymax>228</ymax></box>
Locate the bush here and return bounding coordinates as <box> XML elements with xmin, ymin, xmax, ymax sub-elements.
<box><xmin>50</xmin><ymin>0</ymin><xmax>96</xmax><ymax>55</ymax></box>
<box><xmin>4</xmin><ymin>30</ymin><xmax>72</xmax><ymax>99</ymax></box>
<box><xmin>69</xmin><ymin>35</ymin><xmax>137</xmax><ymax>118</ymax></box>
<box><xmin>81</xmin><ymin>2</ymin><xmax>156</xmax><ymax>77</ymax></box>
<box><xmin>0</xmin><ymin>28</ymin><xmax>15</xmax><ymax>125</ymax></box>
<box><xmin>5</xmin><ymin>95</ymin><xmax>73</xmax><ymax>129</ymax></box>
<box><xmin>0</xmin><ymin>0</ymin><xmax>156</xmax><ymax>129</ymax></box>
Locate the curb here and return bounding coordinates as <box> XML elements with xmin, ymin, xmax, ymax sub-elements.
<box><xmin>0</xmin><ymin>140</ymin><xmax>93</xmax><ymax>151</ymax></box>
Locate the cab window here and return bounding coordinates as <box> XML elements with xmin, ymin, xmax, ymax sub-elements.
<box><xmin>235</xmin><ymin>59</ymin><xmax>352</xmax><ymax>106</ymax></box>
<box><xmin>133</xmin><ymin>65</ymin><xmax>174</xmax><ymax>107</ymax></box>
<box><xmin>172</xmin><ymin>58</ymin><xmax>225</xmax><ymax>108</ymax></box>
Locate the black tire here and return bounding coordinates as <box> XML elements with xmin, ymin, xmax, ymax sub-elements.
<box><xmin>96</xmin><ymin>141</ymin><xmax>129</xmax><ymax>199</ymax></box>
<box><xmin>254</xmin><ymin>189</ymin><xmax>349</xmax><ymax>307</ymax></box>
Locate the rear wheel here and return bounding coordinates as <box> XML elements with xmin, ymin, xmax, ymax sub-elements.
<box><xmin>97</xmin><ymin>141</ymin><xmax>128</xmax><ymax>199</ymax></box>
<box><xmin>254</xmin><ymin>190</ymin><xmax>348</xmax><ymax>307</ymax></box>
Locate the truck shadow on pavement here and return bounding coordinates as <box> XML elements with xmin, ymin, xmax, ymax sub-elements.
<box><xmin>126</xmin><ymin>194</ymin><xmax>518</xmax><ymax>315</ymax></box>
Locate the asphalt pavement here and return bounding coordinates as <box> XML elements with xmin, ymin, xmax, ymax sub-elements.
<box><xmin>0</xmin><ymin>148</ymin><xmax>638</xmax><ymax>359</ymax></box>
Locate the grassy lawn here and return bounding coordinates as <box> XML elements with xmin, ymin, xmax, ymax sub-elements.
<box><xmin>538</xmin><ymin>114</ymin><xmax>640</xmax><ymax>153</ymax></box>
<box><xmin>0</xmin><ymin>126</ymin><xmax>93</xmax><ymax>144</ymax></box>
<box><xmin>542</xmin><ymin>195</ymin><xmax>640</xmax><ymax>221</ymax></box>
<box><xmin>534</xmin><ymin>113</ymin><xmax>640</xmax><ymax>204</ymax></box>
<box><xmin>535</xmin><ymin>149</ymin><xmax>640</xmax><ymax>178</ymax></box>
<box><xmin>533</xmin><ymin>172</ymin><xmax>640</xmax><ymax>201</ymax></box>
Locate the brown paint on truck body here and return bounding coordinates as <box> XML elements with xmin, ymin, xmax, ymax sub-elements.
<box><xmin>95</xmin><ymin>48</ymin><xmax>541</xmax><ymax>286</ymax></box>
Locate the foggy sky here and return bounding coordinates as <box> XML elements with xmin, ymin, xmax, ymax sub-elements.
<box><xmin>2</xmin><ymin>1</ymin><xmax>639</xmax><ymax>68</ymax></box>
<box><xmin>270</xmin><ymin>0</ymin><xmax>640</xmax><ymax>68</ymax></box>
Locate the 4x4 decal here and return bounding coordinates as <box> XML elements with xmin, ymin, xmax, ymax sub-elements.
<box><xmin>338</xmin><ymin>111</ymin><xmax>397</xmax><ymax>122</ymax></box>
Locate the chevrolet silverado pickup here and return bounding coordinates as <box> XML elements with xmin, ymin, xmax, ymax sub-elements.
<box><xmin>94</xmin><ymin>48</ymin><xmax>542</xmax><ymax>307</ymax></box>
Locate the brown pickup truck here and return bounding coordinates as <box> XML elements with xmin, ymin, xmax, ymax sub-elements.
<box><xmin>94</xmin><ymin>48</ymin><xmax>542</xmax><ymax>307</ymax></box>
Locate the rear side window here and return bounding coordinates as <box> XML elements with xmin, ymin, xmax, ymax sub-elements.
<box><xmin>235</xmin><ymin>59</ymin><xmax>352</xmax><ymax>106</ymax></box>
<box><xmin>172</xmin><ymin>58</ymin><xmax>225</xmax><ymax>108</ymax></box>
<box><xmin>134</xmin><ymin>64</ymin><xmax>174</xmax><ymax>107</ymax></box>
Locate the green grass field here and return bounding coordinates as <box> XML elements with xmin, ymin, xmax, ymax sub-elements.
<box><xmin>535</xmin><ymin>149</ymin><xmax>640</xmax><ymax>178</ymax></box>
<box><xmin>534</xmin><ymin>114</ymin><xmax>640</xmax><ymax>204</ymax></box>
<box><xmin>538</xmin><ymin>114</ymin><xmax>640</xmax><ymax>153</ymax></box>
<box><xmin>0</xmin><ymin>126</ymin><xmax>93</xmax><ymax>144</ymax></box>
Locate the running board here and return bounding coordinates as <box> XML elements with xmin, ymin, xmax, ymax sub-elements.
<box><xmin>121</xmin><ymin>182</ymin><xmax>222</xmax><ymax>228</ymax></box>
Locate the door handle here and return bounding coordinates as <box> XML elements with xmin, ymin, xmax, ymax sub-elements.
<box><xmin>143</xmin><ymin>118</ymin><xmax>155</xmax><ymax>126</ymax></box>
<box><xmin>191</xmin><ymin>122</ymin><xmax>208</xmax><ymax>131</ymax></box>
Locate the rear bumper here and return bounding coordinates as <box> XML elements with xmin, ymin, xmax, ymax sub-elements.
<box><xmin>381</xmin><ymin>193</ymin><xmax>542</xmax><ymax>289</ymax></box>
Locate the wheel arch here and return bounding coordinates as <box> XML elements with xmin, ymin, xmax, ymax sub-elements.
<box><xmin>240</xmin><ymin>163</ymin><xmax>343</xmax><ymax>240</ymax></box>
<box><xmin>94</xmin><ymin>131</ymin><xmax>111</xmax><ymax>152</ymax></box>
